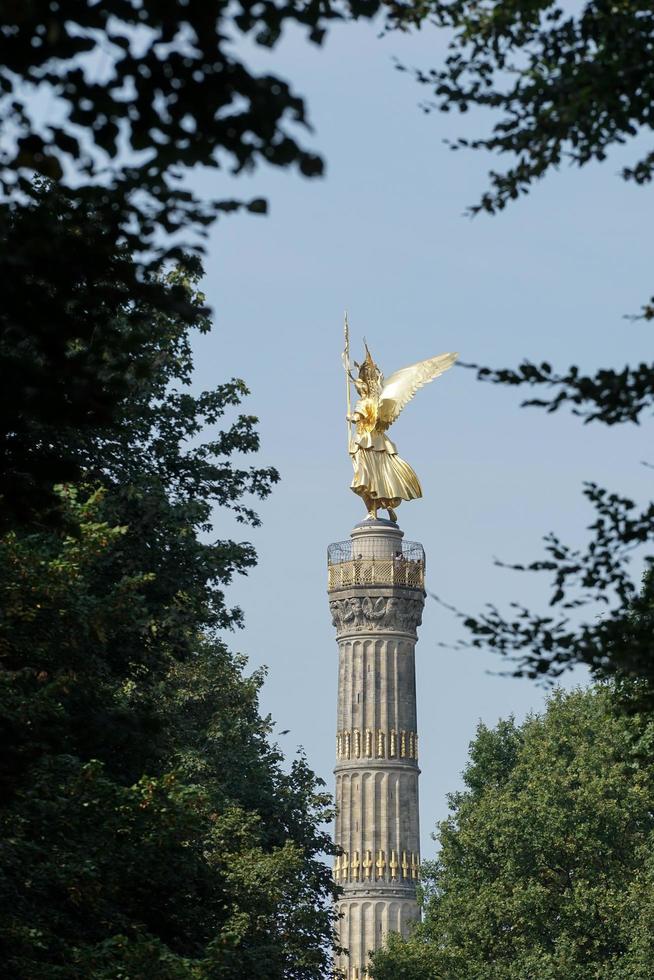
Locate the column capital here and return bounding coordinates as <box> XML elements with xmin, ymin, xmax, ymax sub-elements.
<box><xmin>329</xmin><ymin>590</ymin><xmax>424</xmax><ymax>638</ymax></box>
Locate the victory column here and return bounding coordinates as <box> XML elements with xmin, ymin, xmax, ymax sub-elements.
<box><xmin>328</xmin><ymin>319</ymin><xmax>457</xmax><ymax>979</ymax></box>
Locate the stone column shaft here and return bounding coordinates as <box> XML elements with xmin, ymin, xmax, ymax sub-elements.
<box><xmin>328</xmin><ymin>521</ymin><xmax>424</xmax><ymax>980</ymax></box>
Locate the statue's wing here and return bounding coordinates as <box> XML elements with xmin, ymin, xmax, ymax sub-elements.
<box><xmin>377</xmin><ymin>352</ymin><xmax>458</xmax><ymax>429</ymax></box>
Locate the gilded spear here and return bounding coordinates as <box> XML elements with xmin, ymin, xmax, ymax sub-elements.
<box><xmin>342</xmin><ymin>311</ymin><xmax>353</xmax><ymax>452</ymax></box>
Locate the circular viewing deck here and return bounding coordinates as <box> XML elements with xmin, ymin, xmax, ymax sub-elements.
<box><xmin>327</xmin><ymin>539</ymin><xmax>425</xmax><ymax>592</ymax></box>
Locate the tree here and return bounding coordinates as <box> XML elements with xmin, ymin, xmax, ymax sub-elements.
<box><xmin>388</xmin><ymin>0</ymin><xmax>654</xmax><ymax>216</ymax></box>
<box><xmin>0</xmin><ymin>1</ymin><xmax>380</xmax><ymax>515</ymax></box>
<box><xmin>0</xmin><ymin>0</ymin><xmax>395</xmax><ymax>494</ymax></box>
<box><xmin>0</xmin><ymin>1</ymin><xmax>386</xmax><ymax>515</ymax></box>
<box><xmin>0</xmin><ymin>190</ymin><xmax>337</xmax><ymax>978</ymax></box>
<box><xmin>448</xmin><ymin>493</ymin><xmax>654</xmax><ymax>700</ymax></box>
<box><xmin>371</xmin><ymin>685</ymin><xmax>654</xmax><ymax>979</ymax></box>
<box><xmin>0</xmin><ymin>181</ymin><xmax>204</xmax><ymax>526</ymax></box>
<box><xmin>383</xmin><ymin>0</ymin><xmax>654</xmax><ymax>688</ymax></box>
<box><xmin>0</xmin><ymin>0</ymin><xmax>380</xmax><ymax>256</ymax></box>
<box><xmin>1</xmin><ymin>2</ymin><xmax>374</xmax><ymax>966</ymax></box>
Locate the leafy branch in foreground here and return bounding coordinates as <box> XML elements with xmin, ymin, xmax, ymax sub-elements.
<box><xmin>0</xmin><ymin>0</ymin><xmax>380</xmax><ymax>256</ymax></box>
<box><xmin>461</xmin><ymin>359</ymin><xmax>654</xmax><ymax>426</ymax></box>
<box><xmin>0</xmin><ymin>189</ymin><xmax>338</xmax><ymax>978</ymax></box>
<box><xmin>441</xmin><ymin>482</ymin><xmax>654</xmax><ymax>694</ymax></box>
<box><xmin>380</xmin><ymin>0</ymin><xmax>654</xmax><ymax>696</ymax></box>
<box><xmin>371</xmin><ymin>686</ymin><xmax>654</xmax><ymax>978</ymax></box>
<box><xmin>386</xmin><ymin>0</ymin><xmax>654</xmax><ymax>215</ymax></box>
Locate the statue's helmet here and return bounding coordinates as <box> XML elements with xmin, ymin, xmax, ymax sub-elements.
<box><xmin>354</xmin><ymin>343</ymin><xmax>383</xmax><ymax>397</ymax></box>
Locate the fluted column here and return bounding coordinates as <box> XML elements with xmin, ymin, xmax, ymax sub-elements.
<box><xmin>328</xmin><ymin>520</ymin><xmax>424</xmax><ymax>980</ymax></box>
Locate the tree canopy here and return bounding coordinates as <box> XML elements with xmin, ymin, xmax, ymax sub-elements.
<box><xmin>0</xmin><ymin>0</ymin><xmax>380</xmax><ymax>255</ymax></box>
<box><xmin>386</xmin><ymin>0</ymin><xmax>654</xmax><ymax>690</ymax></box>
<box><xmin>389</xmin><ymin>0</ymin><xmax>654</xmax><ymax>215</ymax></box>
<box><xmin>0</xmin><ymin>181</ymin><xmax>201</xmax><ymax>526</ymax></box>
<box><xmin>371</xmin><ymin>685</ymin><xmax>654</xmax><ymax>979</ymax></box>
<box><xmin>1</xmin><ymin>4</ymin><xmax>376</xmax><ymax>970</ymax></box>
<box><xmin>0</xmin><ymin>187</ymin><xmax>337</xmax><ymax>978</ymax></box>
<box><xmin>0</xmin><ymin>0</ymin><xmax>382</xmax><ymax>512</ymax></box>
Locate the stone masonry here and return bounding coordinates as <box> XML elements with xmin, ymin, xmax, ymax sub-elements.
<box><xmin>328</xmin><ymin>519</ymin><xmax>425</xmax><ymax>979</ymax></box>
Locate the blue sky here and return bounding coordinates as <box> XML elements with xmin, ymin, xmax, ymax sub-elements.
<box><xmin>187</xmin><ymin>16</ymin><xmax>652</xmax><ymax>855</ymax></box>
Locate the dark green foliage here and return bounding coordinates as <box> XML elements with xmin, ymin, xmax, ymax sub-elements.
<box><xmin>0</xmin><ymin>0</ymin><xmax>380</xmax><ymax>254</ymax></box>
<box><xmin>385</xmin><ymin>0</ymin><xmax>654</xmax><ymax>689</ymax></box>
<box><xmin>0</xmin><ymin>193</ymin><xmax>338</xmax><ymax>977</ymax></box>
<box><xmin>0</xmin><ymin>5</ymin><xmax>365</xmax><ymax>968</ymax></box>
<box><xmin>371</xmin><ymin>686</ymin><xmax>654</xmax><ymax>979</ymax></box>
<box><xmin>387</xmin><ymin>0</ymin><xmax>654</xmax><ymax>215</ymax></box>
<box><xmin>0</xmin><ymin>181</ymin><xmax>203</xmax><ymax>526</ymax></box>
<box><xmin>0</xmin><ymin>0</ymin><xmax>382</xmax><ymax>513</ymax></box>
<box><xmin>449</xmin><ymin>488</ymin><xmax>654</xmax><ymax>700</ymax></box>
<box><xmin>466</xmin><ymin>357</ymin><xmax>654</xmax><ymax>426</ymax></box>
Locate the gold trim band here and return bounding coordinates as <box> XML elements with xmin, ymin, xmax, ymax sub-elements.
<box><xmin>336</xmin><ymin>728</ymin><xmax>418</xmax><ymax>760</ymax></box>
<box><xmin>334</xmin><ymin>848</ymin><xmax>420</xmax><ymax>883</ymax></box>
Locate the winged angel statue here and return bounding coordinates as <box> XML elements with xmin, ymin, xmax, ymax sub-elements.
<box><xmin>343</xmin><ymin>326</ymin><xmax>457</xmax><ymax>522</ymax></box>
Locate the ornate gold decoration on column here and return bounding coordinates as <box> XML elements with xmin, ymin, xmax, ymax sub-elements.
<box><xmin>336</xmin><ymin>727</ymin><xmax>419</xmax><ymax>759</ymax></box>
<box><xmin>341</xmin><ymin>851</ymin><xmax>349</xmax><ymax>882</ymax></box>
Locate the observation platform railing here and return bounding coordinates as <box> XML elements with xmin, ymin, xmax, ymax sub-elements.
<box><xmin>327</xmin><ymin>540</ymin><xmax>425</xmax><ymax>591</ymax></box>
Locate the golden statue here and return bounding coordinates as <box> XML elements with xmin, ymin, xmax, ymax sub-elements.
<box><xmin>343</xmin><ymin>317</ymin><xmax>457</xmax><ymax>522</ymax></box>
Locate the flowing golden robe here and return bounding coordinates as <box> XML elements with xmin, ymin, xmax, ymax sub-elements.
<box><xmin>350</xmin><ymin>396</ymin><xmax>422</xmax><ymax>509</ymax></box>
